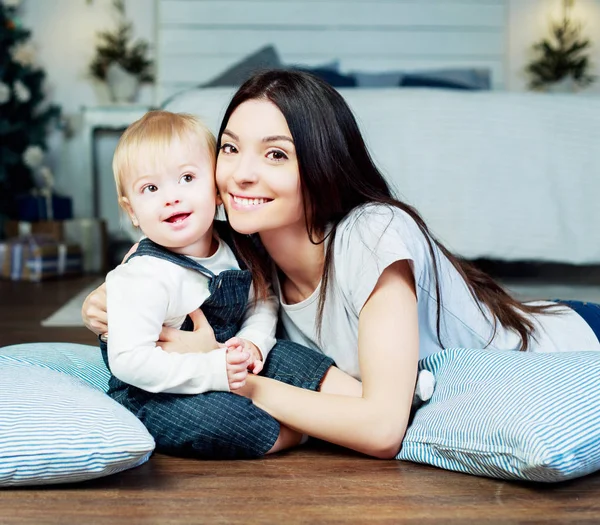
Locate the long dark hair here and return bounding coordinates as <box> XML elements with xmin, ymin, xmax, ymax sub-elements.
<box><xmin>216</xmin><ymin>70</ymin><xmax>552</xmax><ymax>350</ymax></box>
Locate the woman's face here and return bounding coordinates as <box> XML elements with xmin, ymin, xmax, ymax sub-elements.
<box><xmin>215</xmin><ymin>99</ymin><xmax>305</xmax><ymax>236</ymax></box>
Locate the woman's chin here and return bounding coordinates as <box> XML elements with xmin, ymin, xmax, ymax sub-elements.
<box><xmin>227</xmin><ymin>217</ymin><xmax>259</xmax><ymax>236</ymax></box>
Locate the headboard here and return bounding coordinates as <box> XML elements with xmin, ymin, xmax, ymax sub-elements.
<box><xmin>155</xmin><ymin>0</ymin><xmax>508</xmax><ymax>101</ymax></box>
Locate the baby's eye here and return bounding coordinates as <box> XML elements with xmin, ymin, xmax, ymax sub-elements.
<box><xmin>180</xmin><ymin>174</ymin><xmax>194</xmax><ymax>184</ymax></box>
<box><xmin>142</xmin><ymin>184</ymin><xmax>158</xmax><ymax>194</ymax></box>
<box><xmin>266</xmin><ymin>149</ymin><xmax>288</xmax><ymax>161</ymax></box>
<box><xmin>220</xmin><ymin>143</ymin><xmax>238</xmax><ymax>154</ymax></box>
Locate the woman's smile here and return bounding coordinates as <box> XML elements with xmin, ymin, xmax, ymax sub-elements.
<box><xmin>229</xmin><ymin>193</ymin><xmax>273</xmax><ymax>211</ymax></box>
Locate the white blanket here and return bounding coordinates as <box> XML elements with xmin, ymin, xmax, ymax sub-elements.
<box><xmin>165</xmin><ymin>87</ymin><xmax>600</xmax><ymax>264</ymax></box>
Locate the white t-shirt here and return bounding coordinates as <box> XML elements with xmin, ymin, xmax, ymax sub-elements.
<box><xmin>277</xmin><ymin>204</ymin><xmax>600</xmax><ymax>380</ymax></box>
<box><xmin>106</xmin><ymin>238</ymin><xmax>278</xmax><ymax>394</ymax></box>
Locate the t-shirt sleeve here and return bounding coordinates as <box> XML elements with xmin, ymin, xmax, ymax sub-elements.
<box><xmin>335</xmin><ymin>205</ymin><xmax>416</xmax><ymax>316</ymax></box>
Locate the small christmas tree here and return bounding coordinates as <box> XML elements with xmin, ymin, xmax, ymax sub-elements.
<box><xmin>0</xmin><ymin>0</ymin><xmax>61</xmax><ymax>221</ymax></box>
<box><xmin>526</xmin><ymin>14</ymin><xmax>594</xmax><ymax>90</ymax></box>
<box><xmin>89</xmin><ymin>0</ymin><xmax>153</xmax><ymax>83</ymax></box>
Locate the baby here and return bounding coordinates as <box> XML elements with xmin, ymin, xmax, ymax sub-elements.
<box><xmin>103</xmin><ymin>110</ymin><xmax>277</xmax><ymax>396</ymax></box>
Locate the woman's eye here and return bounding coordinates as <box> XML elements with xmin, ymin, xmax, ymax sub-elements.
<box><xmin>220</xmin><ymin>143</ymin><xmax>237</xmax><ymax>154</ymax></box>
<box><xmin>142</xmin><ymin>184</ymin><xmax>158</xmax><ymax>194</ymax></box>
<box><xmin>266</xmin><ymin>149</ymin><xmax>288</xmax><ymax>161</ymax></box>
<box><xmin>180</xmin><ymin>174</ymin><xmax>194</xmax><ymax>184</ymax></box>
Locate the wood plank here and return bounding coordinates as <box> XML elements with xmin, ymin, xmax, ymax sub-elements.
<box><xmin>160</xmin><ymin>0</ymin><xmax>506</xmax><ymax>28</ymax></box>
<box><xmin>0</xmin><ymin>277</ymin><xmax>100</xmax><ymax>347</ymax></box>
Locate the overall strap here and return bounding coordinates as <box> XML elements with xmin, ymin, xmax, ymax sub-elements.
<box><xmin>126</xmin><ymin>238</ymin><xmax>216</xmax><ymax>279</ymax></box>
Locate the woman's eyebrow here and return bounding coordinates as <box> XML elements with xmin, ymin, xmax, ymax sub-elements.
<box><xmin>222</xmin><ymin>129</ymin><xmax>238</xmax><ymax>140</ymax></box>
<box><xmin>222</xmin><ymin>129</ymin><xmax>293</xmax><ymax>144</ymax></box>
<box><xmin>262</xmin><ymin>135</ymin><xmax>293</xmax><ymax>144</ymax></box>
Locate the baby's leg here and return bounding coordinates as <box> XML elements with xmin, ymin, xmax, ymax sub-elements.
<box><xmin>124</xmin><ymin>388</ymin><xmax>282</xmax><ymax>459</ymax></box>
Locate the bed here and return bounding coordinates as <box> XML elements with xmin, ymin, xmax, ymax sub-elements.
<box><xmin>152</xmin><ymin>0</ymin><xmax>600</xmax><ymax>264</ymax></box>
<box><xmin>164</xmin><ymin>86</ymin><xmax>600</xmax><ymax>265</ymax></box>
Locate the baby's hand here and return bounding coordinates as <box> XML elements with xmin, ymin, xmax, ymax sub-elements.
<box><xmin>226</xmin><ymin>346</ymin><xmax>250</xmax><ymax>391</ymax></box>
<box><xmin>225</xmin><ymin>337</ymin><xmax>264</xmax><ymax>375</ymax></box>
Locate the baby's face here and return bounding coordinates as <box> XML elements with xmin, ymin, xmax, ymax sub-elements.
<box><xmin>122</xmin><ymin>135</ymin><xmax>219</xmax><ymax>257</ymax></box>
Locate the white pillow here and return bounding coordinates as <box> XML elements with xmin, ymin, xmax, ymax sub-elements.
<box><xmin>0</xmin><ymin>346</ymin><xmax>155</xmax><ymax>486</ymax></box>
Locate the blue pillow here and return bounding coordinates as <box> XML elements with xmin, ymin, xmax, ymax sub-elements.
<box><xmin>400</xmin><ymin>68</ymin><xmax>491</xmax><ymax>90</ymax></box>
<box><xmin>400</xmin><ymin>74</ymin><xmax>474</xmax><ymax>90</ymax></box>
<box><xmin>292</xmin><ymin>66</ymin><xmax>356</xmax><ymax>88</ymax></box>
<box><xmin>397</xmin><ymin>348</ymin><xmax>600</xmax><ymax>482</ymax></box>
<box><xmin>0</xmin><ymin>344</ymin><xmax>154</xmax><ymax>486</ymax></box>
<box><xmin>352</xmin><ymin>71</ymin><xmax>404</xmax><ymax>88</ymax></box>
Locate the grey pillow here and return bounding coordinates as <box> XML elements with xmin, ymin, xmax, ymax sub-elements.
<box><xmin>203</xmin><ymin>45</ymin><xmax>282</xmax><ymax>87</ymax></box>
<box><xmin>353</xmin><ymin>71</ymin><xmax>404</xmax><ymax>88</ymax></box>
<box><xmin>405</xmin><ymin>68</ymin><xmax>491</xmax><ymax>90</ymax></box>
<box><xmin>352</xmin><ymin>68</ymin><xmax>491</xmax><ymax>90</ymax></box>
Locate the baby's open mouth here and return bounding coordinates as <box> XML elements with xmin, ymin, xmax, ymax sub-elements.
<box><xmin>165</xmin><ymin>213</ymin><xmax>191</xmax><ymax>223</ymax></box>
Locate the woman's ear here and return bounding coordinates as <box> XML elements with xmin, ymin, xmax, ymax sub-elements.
<box><xmin>216</xmin><ymin>189</ymin><xmax>223</xmax><ymax>207</ymax></box>
<box><xmin>120</xmin><ymin>196</ymin><xmax>139</xmax><ymax>227</ymax></box>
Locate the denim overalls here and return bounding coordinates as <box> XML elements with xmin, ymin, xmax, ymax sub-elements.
<box><xmin>100</xmin><ymin>226</ymin><xmax>333</xmax><ymax>459</ymax></box>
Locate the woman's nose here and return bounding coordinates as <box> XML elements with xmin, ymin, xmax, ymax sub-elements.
<box><xmin>232</xmin><ymin>154</ymin><xmax>259</xmax><ymax>185</ymax></box>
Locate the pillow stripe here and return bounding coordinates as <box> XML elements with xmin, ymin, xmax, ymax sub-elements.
<box><xmin>397</xmin><ymin>348</ymin><xmax>600</xmax><ymax>482</ymax></box>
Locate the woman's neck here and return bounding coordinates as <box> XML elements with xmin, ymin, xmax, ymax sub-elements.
<box><xmin>260</xmin><ymin>224</ymin><xmax>324</xmax><ymax>302</ymax></box>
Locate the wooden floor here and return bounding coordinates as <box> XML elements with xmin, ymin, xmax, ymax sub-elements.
<box><xmin>2</xmin><ymin>276</ymin><xmax>600</xmax><ymax>524</ymax></box>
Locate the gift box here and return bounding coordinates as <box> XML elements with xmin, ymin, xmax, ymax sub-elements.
<box><xmin>5</xmin><ymin>220</ymin><xmax>64</xmax><ymax>242</ymax></box>
<box><xmin>4</xmin><ymin>219</ymin><xmax>108</xmax><ymax>274</ymax></box>
<box><xmin>15</xmin><ymin>193</ymin><xmax>73</xmax><ymax>222</ymax></box>
<box><xmin>0</xmin><ymin>235</ymin><xmax>82</xmax><ymax>282</ymax></box>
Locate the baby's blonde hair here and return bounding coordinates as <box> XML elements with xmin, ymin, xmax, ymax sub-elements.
<box><xmin>112</xmin><ymin>110</ymin><xmax>217</xmax><ymax>202</ymax></box>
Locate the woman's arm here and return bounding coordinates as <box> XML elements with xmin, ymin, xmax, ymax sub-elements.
<box><xmin>237</xmin><ymin>260</ymin><xmax>419</xmax><ymax>459</ymax></box>
<box><xmin>235</xmin><ymin>284</ymin><xmax>279</xmax><ymax>360</ymax></box>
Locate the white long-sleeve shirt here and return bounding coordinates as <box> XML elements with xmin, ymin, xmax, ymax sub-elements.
<box><xmin>106</xmin><ymin>238</ymin><xmax>278</xmax><ymax>394</ymax></box>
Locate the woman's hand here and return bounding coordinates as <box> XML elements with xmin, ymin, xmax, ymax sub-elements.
<box><xmin>82</xmin><ymin>282</ymin><xmax>108</xmax><ymax>336</ymax></box>
<box><xmin>159</xmin><ymin>309</ymin><xmax>221</xmax><ymax>354</ymax></box>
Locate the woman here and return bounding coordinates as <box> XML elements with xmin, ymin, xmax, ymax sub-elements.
<box><xmin>84</xmin><ymin>70</ymin><xmax>600</xmax><ymax>459</ymax></box>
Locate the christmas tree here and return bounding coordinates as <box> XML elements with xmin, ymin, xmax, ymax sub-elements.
<box><xmin>0</xmin><ymin>0</ymin><xmax>61</xmax><ymax>221</ymax></box>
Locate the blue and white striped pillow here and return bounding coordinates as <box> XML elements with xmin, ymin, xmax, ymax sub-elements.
<box><xmin>0</xmin><ymin>342</ymin><xmax>110</xmax><ymax>392</ymax></box>
<box><xmin>397</xmin><ymin>348</ymin><xmax>600</xmax><ymax>482</ymax></box>
<box><xmin>0</xmin><ymin>344</ymin><xmax>154</xmax><ymax>486</ymax></box>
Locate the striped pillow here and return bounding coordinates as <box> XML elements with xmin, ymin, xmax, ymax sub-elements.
<box><xmin>397</xmin><ymin>348</ymin><xmax>600</xmax><ymax>482</ymax></box>
<box><xmin>0</xmin><ymin>342</ymin><xmax>110</xmax><ymax>392</ymax></box>
<box><xmin>0</xmin><ymin>345</ymin><xmax>154</xmax><ymax>486</ymax></box>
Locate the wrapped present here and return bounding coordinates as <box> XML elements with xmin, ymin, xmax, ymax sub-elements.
<box><xmin>15</xmin><ymin>193</ymin><xmax>73</xmax><ymax>222</ymax></box>
<box><xmin>63</xmin><ymin>219</ymin><xmax>108</xmax><ymax>274</ymax></box>
<box><xmin>5</xmin><ymin>220</ymin><xmax>64</xmax><ymax>242</ymax></box>
<box><xmin>0</xmin><ymin>235</ymin><xmax>82</xmax><ymax>282</ymax></box>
